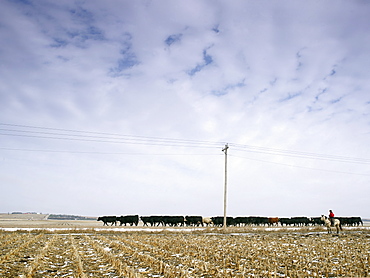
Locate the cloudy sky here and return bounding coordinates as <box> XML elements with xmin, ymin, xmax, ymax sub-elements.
<box><xmin>1</xmin><ymin>0</ymin><xmax>369</xmax><ymax>219</ymax></box>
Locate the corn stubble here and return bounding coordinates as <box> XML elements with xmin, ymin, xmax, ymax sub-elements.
<box><xmin>0</xmin><ymin>229</ymin><xmax>369</xmax><ymax>277</ymax></box>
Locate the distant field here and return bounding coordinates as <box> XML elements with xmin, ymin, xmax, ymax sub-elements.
<box><xmin>0</xmin><ymin>213</ymin><xmax>49</xmax><ymax>220</ymax></box>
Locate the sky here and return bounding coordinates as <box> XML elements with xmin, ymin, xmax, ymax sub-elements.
<box><xmin>1</xmin><ymin>0</ymin><xmax>370</xmax><ymax>218</ymax></box>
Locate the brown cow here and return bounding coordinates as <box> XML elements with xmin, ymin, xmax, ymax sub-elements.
<box><xmin>268</xmin><ymin>217</ymin><xmax>279</xmax><ymax>226</ymax></box>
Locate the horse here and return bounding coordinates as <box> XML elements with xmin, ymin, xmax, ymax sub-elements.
<box><xmin>321</xmin><ymin>215</ymin><xmax>342</xmax><ymax>234</ymax></box>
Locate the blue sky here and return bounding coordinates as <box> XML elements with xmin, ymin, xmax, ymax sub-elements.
<box><xmin>1</xmin><ymin>0</ymin><xmax>370</xmax><ymax>218</ymax></box>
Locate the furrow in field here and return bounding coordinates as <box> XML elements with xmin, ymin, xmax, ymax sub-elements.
<box><xmin>90</xmin><ymin>234</ymin><xmax>194</xmax><ymax>277</ymax></box>
<box><xmin>71</xmin><ymin>234</ymin><xmax>122</xmax><ymax>277</ymax></box>
<box><xmin>97</xmin><ymin>234</ymin><xmax>224</xmax><ymax>277</ymax></box>
<box><xmin>22</xmin><ymin>234</ymin><xmax>80</xmax><ymax>278</ymax></box>
<box><xmin>70</xmin><ymin>234</ymin><xmax>88</xmax><ymax>278</ymax></box>
<box><xmin>25</xmin><ymin>234</ymin><xmax>58</xmax><ymax>277</ymax></box>
<box><xmin>109</xmin><ymin>234</ymin><xmax>245</xmax><ymax>277</ymax></box>
<box><xmin>0</xmin><ymin>233</ymin><xmax>49</xmax><ymax>277</ymax></box>
<box><xmin>0</xmin><ymin>232</ymin><xmax>33</xmax><ymax>258</ymax></box>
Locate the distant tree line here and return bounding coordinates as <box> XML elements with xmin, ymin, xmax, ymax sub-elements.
<box><xmin>48</xmin><ymin>214</ymin><xmax>96</xmax><ymax>220</ymax></box>
<box><xmin>11</xmin><ymin>212</ymin><xmax>40</xmax><ymax>214</ymax></box>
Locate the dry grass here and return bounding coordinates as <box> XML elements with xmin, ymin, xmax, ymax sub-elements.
<box><xmin>0</xmin><ymin>227</ymin><xmax>369</xmax><ymax>277</ymax></box>
<box><xmin>1</xmin><ymin>217</ymin><xmax>369</xmax><ymax>277</ymax></box>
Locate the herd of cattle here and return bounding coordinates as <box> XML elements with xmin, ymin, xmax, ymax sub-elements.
<box><xmin>97</xmin><ymin>215</ymin><xmax>363</xmax><ymax>227</ymax></box>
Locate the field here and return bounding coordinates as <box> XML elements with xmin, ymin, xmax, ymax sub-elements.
<box><xmin>0</xmin><ymin>217</ymin><xmax>370</xmax><ymax>277</ymax></box>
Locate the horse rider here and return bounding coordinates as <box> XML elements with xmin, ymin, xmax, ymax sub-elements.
<box><xmin>329</xmin><ymin>210</ymin><xmax>335</xmax><ymax>226</ymax></box>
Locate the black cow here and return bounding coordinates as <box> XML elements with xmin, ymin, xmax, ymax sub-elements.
<box><xmin>141</xmin><ymin>216</ymin><xmax>153</xmax><ymax>226</ymax></box>
<box><xmin>252</xmin><ymin>216</ymin><xmax>269</xmax><ymax>226</ymax></box>
<box><xmin>162</xmin><ymin>216</ymin><xmax>184</xmax><ymax>226</ymax></box>
<box><xmin>351</xmin><ymin>217</ymin><xmax>363</xmax><ymax>226</ymax></box>
<box><xmin>211</xmin><ymin>216</ymin><xmax>235</xmax><ymax>227</ymax></box>
<box><xmin>279</xmin><ymin>217</ymin><xmax>310</xmax><ymax>226</ymax></box>
<box><xmin>310</xmin><ymin>217</ymin><xmax>324</xmax><ymax>226</ymax></box>
<box><xmin>185</xmin><ymin>216</ymin><xmax>203</xmax><ymax>226</ymax></box>
<box><xmin>140</xmin><ymin>216</ymin><xmax>163</xmax><ymax>226</ymax></box>
<box><xmin>291</xmin><ymin>217</ymin><xmax>311</xmax><ymax>226</ymax></box>
<box><xmin>117</xmin><ymin>215</ymin><xmax>139</xmax><ymax>226</ymax></box>
<box><xmin>279</xmin><ymin>217</ymin><xmax>294</xmax><ymax>226</ymax></box>
<box><xmin>234</xmin><ymin>217</ymin><xmax>251</xmax><ymax>226</ymax></box>
<box><xmin>337</xmin><ymin>217</ymin><xmax>363</xmax><ymax>226</ymax></box>
<box><xmin>97</xmin><ymin>216</ymin><xmax>117</xmax><ymax>226</ymax></box>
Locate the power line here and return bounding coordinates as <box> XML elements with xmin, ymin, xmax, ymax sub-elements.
<box><xmin>0</xmin><ymin>132</ymin><xmax>222</xmax><ymax>148</ymax></box>
<box><xmin>229</xmin><ymin>143</ymin><xmax>370</xmax><ymax>165</ymax></box>
<box><xmin>0</xmin><ymin>123</ymin><xmax>223</xmax><ymax>147</ymax></box>
<box><xmin>0</xmin><ymin>147</ymin><xmax>221</xmax><ymax>156</ymax></box>
<box><xmin>1</xmin><ymin>122</ymin><xmax>369</xmax><ymax>165</ymax></box>
<box><xmin>229</xmin><ymin>154</ymin><xmax>370</xmax><ymax>176</ymax></box>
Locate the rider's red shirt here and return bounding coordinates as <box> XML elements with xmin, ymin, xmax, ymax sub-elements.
<box><xmin>329</xmin><ymin>212</ymin><xmax>334</xmax><ymax>218</ymax></box>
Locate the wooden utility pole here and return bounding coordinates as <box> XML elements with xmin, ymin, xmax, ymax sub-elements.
<box><xmin>222</xmin><ymin>144</ymin><xmax>229</xmax><ymax>229</ymax></box>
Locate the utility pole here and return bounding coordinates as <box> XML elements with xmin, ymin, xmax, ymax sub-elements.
<box><xmin>222</xmin><ymin>143</ymin><xmax>229</xmax><ymax>229</ymax></box>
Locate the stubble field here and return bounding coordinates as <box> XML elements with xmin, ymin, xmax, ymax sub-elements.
<box><xmin>0</xmin><ymin>217</ymin><xmax>369</xmax><ymax>277</ymax></box>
